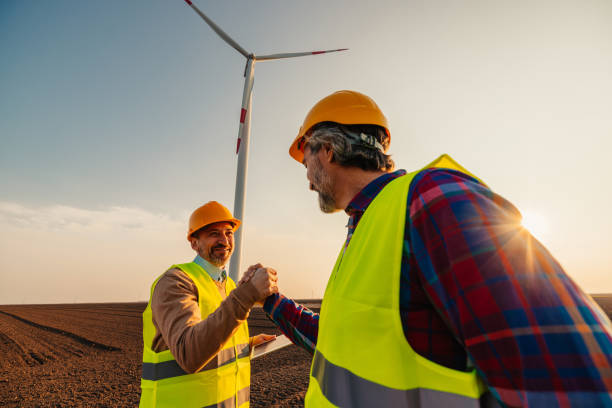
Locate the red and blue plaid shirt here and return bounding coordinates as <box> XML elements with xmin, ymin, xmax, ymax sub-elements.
<box><xmin>264</xmin><ymin>168</ymin><xmax>612</xmax><ymax>407</ymax></box>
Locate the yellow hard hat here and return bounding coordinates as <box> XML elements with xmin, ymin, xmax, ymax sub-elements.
<box><xmin>187</xmin><ymin>201</ymin><xmax>240</xmax><ymax>240</ymax></box>
<box><xmin>289</xmin><ymin>90</ymin><xmax>390</xmax><ymax>163</ymax></box>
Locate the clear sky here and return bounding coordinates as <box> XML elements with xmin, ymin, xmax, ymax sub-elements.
<box><xmin>1</xmin><ymin>0</ymin><xmax>611</xmax><ymax>304</ymax></box>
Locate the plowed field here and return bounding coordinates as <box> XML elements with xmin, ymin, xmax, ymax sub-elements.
<box><xmin>0</xmin><ymin>297</ymin><xmax>610</xmax><ymax>407</ymax></box>
<box><xmin>0</xmin><ymin>301</ymin><xmax>317</xmax><ymax>407</ymax></box>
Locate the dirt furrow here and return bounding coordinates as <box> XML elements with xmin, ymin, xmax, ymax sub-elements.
<box><xmin>0</xmin><ymin>314</ymin><xmax>72</xmax><ymax>369</ymax></box>
<box><xmin>22</xmin><ymin>306</ymin><xmax>144</xmax><ymax>319</ymax></box>
<box><xmin>0</xmin><ymin>329</ymin><xmax>33</xmax><ymax>370</ymax></box>
<box><xmin>0</xmin><ymin>308</ymin><xmax>138</xmax><ymax>349</ymax></box>
<box><xmin>0</xmin><ymin>311</ymin><xmax>120</xmax><ymax>353</ymax></box>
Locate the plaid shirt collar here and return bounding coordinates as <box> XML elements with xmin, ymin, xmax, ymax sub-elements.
<box><xmin>344</xmin><ymin>170</ymin><xmax>407</xmax><ymax>242</ymax></box>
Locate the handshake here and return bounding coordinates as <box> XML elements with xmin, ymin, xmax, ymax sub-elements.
<box><xmin>238</xmin><ymin>263</ymin><xmax>278</xmax><ymax>304</ymax></box>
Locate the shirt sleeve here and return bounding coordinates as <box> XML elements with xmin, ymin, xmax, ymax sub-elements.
<box><xmin>263</xmin><ymin>293</ymin><xmax>319</xmax><ymax>354</ymax></box>
<box><xmin>408</xmin><ymin>169</ymin><xmax>612</xmax><ymax>406</ymax></box>
<box><xmin>151</xmin><ymin>268</ymin><xmax>259</xmax><ymax>373</ymax></box>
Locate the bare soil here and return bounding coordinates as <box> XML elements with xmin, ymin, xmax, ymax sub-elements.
<box><xmin>0</xmin><ymin>297</ymin><xmax>610</xmax><ymax>407</ymax></box>
<box><xmin>0</xmin><ymin>301</ymin><xmax>315</xmax><ymax>407</ymax></box>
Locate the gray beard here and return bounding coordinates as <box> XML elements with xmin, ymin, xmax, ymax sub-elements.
<box><xmin>205</xmin><ymin>248</ymin><xmax>231</xmax><ymax>267</ymax></box>
<box><xmin>311</xmin><ymin>156</ymin><xmax>339</xmax><ymax>213</ymax></box>
<box><xmin>318</xmin><ymin>191</ymin><xmax>338</xmax><ymax>213</ymax></box>
<box><xmin>208</xmin><ymin>255</ymin><xmax>226</xmax><ymax>267</ymax></box>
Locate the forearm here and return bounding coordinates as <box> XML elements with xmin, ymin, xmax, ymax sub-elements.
<box><xmin>263</xmin><ymin>293</ymin><xmax>318</xmax><ymax>354</ymax></box>
<box><xmin>152</xmin><ymin>271</ymin><xmax>259</xmax><ymax>373</ymax></box>
<box><xmin>174</xmin><ymin>288</ymin><xmax>256</xmax><ymax>372</ymax></box>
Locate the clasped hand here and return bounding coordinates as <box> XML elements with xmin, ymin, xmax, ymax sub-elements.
<box><xmin>238</xmin><ymin>263</ymin><xmax>278</xmax><ymax>302</ymax></box>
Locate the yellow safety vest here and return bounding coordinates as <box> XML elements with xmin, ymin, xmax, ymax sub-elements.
<box><xmin>306</xmin><ymin>155</ymin><xmax>493</xmax><ymax>407</ymax></box>
<box><xmin>140</xmin><ymin>262</ymin><xmax>250</xmax><ymax>408</ymax></box>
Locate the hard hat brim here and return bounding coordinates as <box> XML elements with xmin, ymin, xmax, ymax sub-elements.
<box><xmin>289</xmin><ymin>133</ymin><xmax>306</xmax><ymax>163</ymax></box>
<box><xmin>187</xmin><ymin>217</ymin><xmax>241</xmax><ymax>241</ymax></box>
<box><xmin>289</xmin><ymin>90</ymin><xmax>390</xmax><ymax>164</ymax></box>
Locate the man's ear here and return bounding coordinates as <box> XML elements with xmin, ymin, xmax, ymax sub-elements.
<box><xmin>189</xmin><ymin>237</ymin><xmax>198</xmax><ymax>251</ymax></box>
<box><xmin>324</xmin><ymin>144</ymin><xmax>334</xmax><ymax>163</ymax></box>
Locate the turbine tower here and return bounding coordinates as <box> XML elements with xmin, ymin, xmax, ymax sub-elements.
<box><xmin>184</xmin><ymin>0</ymin><xmax>348</xmax><ymax>281</ymax></box>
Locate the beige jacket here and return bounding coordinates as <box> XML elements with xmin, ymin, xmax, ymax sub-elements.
<box><xmin>150</xmin><ymin>268</ymin><xmax>259</xmax><ymax>373</ymax></box>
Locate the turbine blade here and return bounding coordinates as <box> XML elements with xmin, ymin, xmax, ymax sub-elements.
<box><xmin>184</xmin><ymin>0</ymin><xmax>250</xmax><ymax>58</ymax></box>
<box><xmin>256</xmin><ymin>48</ymin><xmax>348</xmax><ymax>61</ymax></box>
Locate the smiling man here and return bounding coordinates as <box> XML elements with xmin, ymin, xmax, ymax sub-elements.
<box><xmin>140</xmin><ymin>201</ymin><xmax>278</xmax><ymax>408</ymax></box>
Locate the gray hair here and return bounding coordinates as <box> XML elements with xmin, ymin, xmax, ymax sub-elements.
<box><xmin>305</xmin><ymin>122</ymin><xmax>394</xmax><ymax>172</ymax></box>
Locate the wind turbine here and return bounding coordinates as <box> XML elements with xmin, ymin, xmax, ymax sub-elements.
<box><xmin>183</xmin><ymin>0</ymin><xmax>348</xmax><ymax>281</ymax></box>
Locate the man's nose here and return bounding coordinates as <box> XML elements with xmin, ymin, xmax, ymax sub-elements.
<box><xmin>218</xmin><ymin>234</ymin><xmax>230</xmax><ymax>246</ymax></box>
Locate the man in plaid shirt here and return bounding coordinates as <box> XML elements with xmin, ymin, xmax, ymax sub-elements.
<box><xmin>253</xmin><ymin>90</ymin><xmax>612</xmax><ymax>406</ymax></box>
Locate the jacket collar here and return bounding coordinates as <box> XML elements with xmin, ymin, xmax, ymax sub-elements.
<box><xmin>193</xmin><ymin>255</ymin><xmax>227</xmax><ymax>282</ymax></box>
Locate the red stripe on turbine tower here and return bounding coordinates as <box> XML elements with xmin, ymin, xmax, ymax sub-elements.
<box><xmin>181</xmin><ymin>0</ymin><xmax>348</xmax><ymax>282</ymax></box>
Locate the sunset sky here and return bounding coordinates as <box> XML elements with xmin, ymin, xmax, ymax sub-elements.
<box><xmin>1</xmin><ymin>0</ymin><xmax>611</xmax><ymax>304</ymax></box>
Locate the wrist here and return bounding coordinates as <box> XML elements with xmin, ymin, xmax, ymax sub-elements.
<box><xmin>232</xmin><ymin>280</ymin><xmax>260</xmax><ymax>309</ymax></box>
<box><xmin>262</xmin><ymin>293</ymin><xmax>279</xmax><ymax>313</ymax></box>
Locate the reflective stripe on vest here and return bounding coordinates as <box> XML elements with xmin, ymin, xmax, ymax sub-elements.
<box><xmin>312</xmin><ymin>350</ymin><xmax>498</xmax><ymax>408</ymax></box>
<box><xmin>142</xmin><ymin>343</ymin><xmax>250</xmax><ymax>381</ymax></box>
<box><xmin>202</xmin><ymin>385</ymin><xmax>250</xmax><ymax>408</ymax></box>
<box><xmin>306</xmin><ymin>156</ymin><xmax>493</xmax><ymax>407</ymax></box>
<box><xmin>140</xmin><ymin>262</ymin><xmax>250</xmax><ymax>408</ymax></box>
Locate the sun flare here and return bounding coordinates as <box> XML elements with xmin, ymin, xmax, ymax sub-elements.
<box><xmin>520</xmin><ymin>210</ymin><xmax>549</xmax><ymax>239</ymax></box>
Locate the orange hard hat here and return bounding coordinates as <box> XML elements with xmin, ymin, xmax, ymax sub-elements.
<box><xmin>289</xmin><ymin>90</ymin><xmax>390</xmax><ymax>163</ymax></box>
<box><xmin>187</xmin><ymin>201</ymin><xmax>240</xmax><ymax>240</ymax></box>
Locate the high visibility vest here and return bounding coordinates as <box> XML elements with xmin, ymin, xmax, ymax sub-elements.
<box><xmin>306</xmin><ymin>155</ymin><xmax>495</xmax><ymax>407</ymax></box>
<box><xmin>140</xmin><ymin>262</ymin><xmax>251</xmax><ymax>408</ymax></box>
